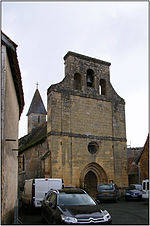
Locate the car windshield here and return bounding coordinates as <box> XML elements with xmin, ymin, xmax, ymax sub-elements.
<box><xmin>128</xmin><ymin>185</ymin><xmax>142</xmax><ymax>190</ymax></box>
<box><xmin>98</xmin><ymin>184</ymin><xmax>114</xmax><ymax>191</ymax></box>
<box><xmin>58</xmin><ymin>193</ymin><xmax>96</xmax><ymax>206</ymax></box>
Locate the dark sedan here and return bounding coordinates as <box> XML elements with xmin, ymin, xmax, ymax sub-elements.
<box><xmin>125</xmin><ymin>184</ymin><xmax>142</xmax><ymax>201</ymax></box>
<box><xmin>41</xmin><ymin>188</ymin><xmax>112</xmax><ymax>224</ymax></box>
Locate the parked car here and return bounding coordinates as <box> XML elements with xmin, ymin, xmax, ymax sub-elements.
<box><xmin>125</xmin><ymin>184</ymin><xmax>142</xmax><ymax>201</ymax></box>
<box><xmin>130</xmin><ymin>184</ymin><xmax>142</xmax><ymax>191</ymax></box>
<box><xmin>96</xmin><ymin>184</ymin><xmax>119</xmax><ymax>202</ymax></box>
<box><xmin>41</xmin><ymin>188</ymin><xmax>112</xmax><ymax>224</ymax></box>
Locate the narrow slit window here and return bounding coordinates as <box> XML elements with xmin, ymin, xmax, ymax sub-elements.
<box><xmin>99</xmin><ymin>79</ymin><xmax>106</xmax><ymax>95</ymax></box>
<box><xmin>22</xmin><ymin>155</ymin><xmax>25</xmax><ymax>171</ymax></box>
<box><xmin>74</xmin><ymin>73</ymin><xmax>81</xmax><ymax>90</ymax></box>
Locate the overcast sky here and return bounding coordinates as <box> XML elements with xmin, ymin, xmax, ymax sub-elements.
<box><xmin>2</xmin><ymin>1</ymin><xmax>148</xmax><ymax>147</ymax></box>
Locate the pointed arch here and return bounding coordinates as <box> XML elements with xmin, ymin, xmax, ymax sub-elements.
<box><xmin>80</xmin><ymin>162</ymin><xmax>108</xmax><ymax>188</ymax></box>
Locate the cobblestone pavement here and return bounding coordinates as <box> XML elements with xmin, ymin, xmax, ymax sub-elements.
<box><xmin>18</xmin><ymin>199</ymin><xmax>149</xmax><ymax>225</ymax></box>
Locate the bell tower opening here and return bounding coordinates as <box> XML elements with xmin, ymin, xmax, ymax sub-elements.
<box><xmin>99</xmin><ymin>79</ymin><xmax>106</xmax><ymax>95</ymax></box>
<box><xmin>74</xmin><ymin>73</ymin><xmax>82</xmax><ymax>90</ymax></box>
<box><xmin>86</xmin><ymin>69</ymin><xmax>94</xmax><ymax>88</ymax></box>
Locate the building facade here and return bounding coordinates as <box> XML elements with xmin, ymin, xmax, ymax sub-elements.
<box><xmin>127</xmin><ymin>147</ymin><xmax>143</xmax><ymax>184</ymax></box>
<box><xmin>19</xmin><ymin>51</ymin><xmax>128</xmax><ymax>198</ymax></box>
<box><xmin>47</xmin><ymin>51</ymin><xmax>128</xmax><ymax>195</ymax></box>
<box><xmin>18</xmin><ymin>88</ymin><xmax>47</xmax><ymax>190</ymax></box>
<box><xmin>139</xmin><ymin>134</ymin><xmax>149</xmax><ymax>182</ymax></box>
<box><xmin>1</xmin><ymin>32</ymin><xmax>24</xmax><ymax>224</ymax></box>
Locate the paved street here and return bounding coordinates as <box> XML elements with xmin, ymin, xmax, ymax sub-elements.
<box><xmin>100</xmin><ymin>200</ymin><xmax>149</xmax><ymax>225</ymax></box>
<box><xmin>18</xmin><ymin>200</ymin><xmax>149</xmax><ymax>225</ymax></box>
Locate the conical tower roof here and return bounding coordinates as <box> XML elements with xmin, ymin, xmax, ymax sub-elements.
<box><xmin>26</xmin><ymin>89</ymin><xmax>47</xmax><ymax>116</ymax></box>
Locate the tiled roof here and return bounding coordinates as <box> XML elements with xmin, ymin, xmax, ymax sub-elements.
<box><xmin>27</xmin><ymin>89</ymin><xmax>47</xmax><ymax>116</ymax></box>
<box><xmin>19</xmin><ymin>122</ymin><xmax>47</xmax><ymax>153</ymax></box>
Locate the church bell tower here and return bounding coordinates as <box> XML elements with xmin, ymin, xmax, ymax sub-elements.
<box><xmin>27</xmin><ymin>88</ymin><xmax>47</xmax><ymax>133</ymax></box>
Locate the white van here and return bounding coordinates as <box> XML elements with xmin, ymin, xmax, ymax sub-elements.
<box><xmin>22</xmin><ymin>178</ymin><xmax>64</xmax><ymax>208</ymax></box>
<box><xmin>142</xmin><ymin>179</ymin><xmax>149</xmax><ymax>200</ymax></box>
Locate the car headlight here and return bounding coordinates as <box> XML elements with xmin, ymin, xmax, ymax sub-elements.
<box><xmin>102</xmin><ymin>210</ymin><xmax>111</xmax><ymax>220</ymax></box>
<box><xmin>126</xmin><ymin>192</ymin><xmax>130</xmax><ymax>195</ymax></box>
<box><xmin>61</xmin><ymin>214</ymin><xmax>77</xmax><ymax>224</ymax></box>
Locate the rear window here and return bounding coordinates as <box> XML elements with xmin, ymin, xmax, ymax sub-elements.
<box><xmin>143</xmin><ymin>182</ymin><xmax>149</xmax><ymax>190</ymax></box>
<box><xmin>98</xmin><ymin>184</ymin><xmax>115</xmax><ymax>191</ymax></box>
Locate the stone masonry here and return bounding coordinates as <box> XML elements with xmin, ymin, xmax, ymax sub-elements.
<box><xmin>47</xmin><ymin>51</ymin><xmax>128</xmax><ymax>194</ymax></box>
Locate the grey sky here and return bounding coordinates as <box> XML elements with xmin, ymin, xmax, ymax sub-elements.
<box><xmin>2</xmin><ymin>1</ymin><xmax>148</xmax><ymax>147</ymax></box>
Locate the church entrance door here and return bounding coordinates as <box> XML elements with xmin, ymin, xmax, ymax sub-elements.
<box><xmin>84</xmin><ymin>171</ymin><xmax>97</xmax><ymax>198</ymax></box>
<box><xmin>81</xmin><ymin>162</ymin><xmax>108</xmax><ymax>198</ymax></box>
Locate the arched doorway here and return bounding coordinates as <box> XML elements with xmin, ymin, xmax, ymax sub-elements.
<box><xmin>80</xmin><ymin>162</ymin><xmax>108</xmax><ymax>198</ymax></box>
<box><xmin>84</xmin><ymin>171</ymin><xmax>97</xmax><ymax>198</ymax></box>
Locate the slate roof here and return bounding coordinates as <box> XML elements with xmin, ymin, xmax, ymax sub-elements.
<box><xmin>19</xmin><ymin>122</ymin><xmax>47</xmax><ymax>153</ymax></box>
<box><xmin>27</xmin><ymin>89</ymin><xmax>47</xmax><ymax>116</ymax></box>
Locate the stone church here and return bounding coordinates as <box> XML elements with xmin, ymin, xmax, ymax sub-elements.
<box><xmin>19</xmin><ymin>51</ymin><xmax>128</xmax><ymax>195</ymax></box>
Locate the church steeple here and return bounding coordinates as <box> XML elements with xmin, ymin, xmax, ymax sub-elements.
<box><xmin>27</xmin><ymin>88</ymin><xmax>47</xmax><ymax>133</ymax></box>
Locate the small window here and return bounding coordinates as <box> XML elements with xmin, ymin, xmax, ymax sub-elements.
<box><xmin>74</xmin><ymin>73</ymin><xmax>81</xmax><ymax>90</ymax></box>
<box><xmin>147</xmin><ymin>182</ymin><xmax>149</xmax><ymax>190</ymax></box>
<box><xmin>88</xmin><ymin>141</ymin><xmax>99</xmax><ymax>154</ymax></box>
<box><xmin>22</xmin><ymin>155</ymin><xmax>25</xmax><ymax>171</ymax></box>
<box><xmin>38</xmin><ymin>116</ymin><xmax>40</xmax><ymax>124</ymax></box>
<box><xmin>86</xmin><ymin>69</ymin><xmax>94</xmax><ymax>87</ymax></box>
<box><xmin>99</xmin><ymin>79</ymin><xmax>106</xmax><ymax>95</ymax></box>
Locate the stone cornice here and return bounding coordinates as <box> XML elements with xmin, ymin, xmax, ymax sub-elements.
<box><xmin>47</xmin><ymin>131</ymin><xmax>126</xmax><ymax>142</ymax></box>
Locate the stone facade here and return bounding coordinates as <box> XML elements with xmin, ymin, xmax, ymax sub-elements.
<box><xmin>127</xmin><ymin>147</ymin><xmax>142</xmax><ymax>184</ymax></box>
<box><xmin>19</xmin><ymin>51</ymin><xmax>128</xmax><ymax>198</ymax></box>
<box><xmin>47</xmin><ymin>51</ymin><xmax>128</xmax><ymax>195</ymax></box>
<box><xmin>139</xmin><ymin>134</ymin><xmax>149</xmax><ymax>181</ymax></box>
<box><xmin>19</xmin><ymin>138</ymin><xmax>48</xmax><ymax>189</ymax></box>
<box><xmin>18</xmin><ymin>122</ymin><xmax>48</xmax><ymax>190</ymax></box>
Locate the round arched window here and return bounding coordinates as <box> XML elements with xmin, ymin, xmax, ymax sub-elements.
<box><xmin>88</xmin><ymin>141</ymin><xmax>99</xmax><ymax>154</ymax></box>
<box><xmin>86</xmin><ymin>69</ymin><xmax>94</xmax><ymax>87</ymax></box>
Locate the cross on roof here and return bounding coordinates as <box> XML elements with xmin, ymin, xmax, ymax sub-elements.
<box><xmin>35</xmin><ymin>81</ymin><xmax>39</xmax><ymax>90</ymax></box>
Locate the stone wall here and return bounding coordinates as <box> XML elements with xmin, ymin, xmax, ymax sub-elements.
<box><xmin>140</xmin><ymin>135</ymin><xmax>149</xmax><ymax>181</ymax></box>
<box><xmin>18</xmin><ymin>139</ymin><xmax>49</xmax><ymax>190</ymax></box>
<box><xmin>47</xmin><ymin>52</ymin><xmax>128</xmax><ymax>189</ymax></box>
<box><xmin>28</xmin><ymin>113</ymin><xmax>46</xmax><ymax>133</ymax></box>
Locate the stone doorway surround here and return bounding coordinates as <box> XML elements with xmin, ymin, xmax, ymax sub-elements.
<box><xmin>80</xmin><ymin>162</ymin><xmax>108</xmax><ymax>197</ymax></box>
